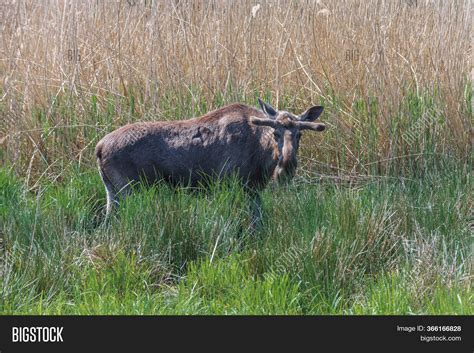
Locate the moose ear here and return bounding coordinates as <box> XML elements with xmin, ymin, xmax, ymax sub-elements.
<box><xmin>299</xmin><ymin>106</ymin><xmax>324</xmax><ymax>122</ymax></box>
<box><xmin>258</xmin><ymin>98</ymin><xmax>277</xmax><ymax>117</ymax></box>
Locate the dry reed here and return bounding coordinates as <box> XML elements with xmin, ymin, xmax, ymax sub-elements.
<box><xmin>0</xmin><ymin>0</ymin><xmax>471</xmax><ymax>183</ymax></box>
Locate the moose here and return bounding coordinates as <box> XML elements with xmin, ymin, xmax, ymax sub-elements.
<box><xmin>95</xmin><ymin>99</ymin><xmax>325</xmax><ymax>228</ymax></box>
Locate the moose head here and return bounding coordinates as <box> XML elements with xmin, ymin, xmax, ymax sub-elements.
<box><xmin>250</xmin><ymin>98</ymin><xmax>325</xmax><ymax>181</ymax></box>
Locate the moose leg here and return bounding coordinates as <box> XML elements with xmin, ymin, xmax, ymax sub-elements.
<box><xmin>234</xmin><ymin>190</ymin><xmax>263</xmax><ymax>247</ymax></box>
<box><xmin>99</xmin><ymin>166</ymin><xmax>131</xmax><ymax>223</ymax></box>
<box><xmin>248</xmin><ymin>191</ymin><xmax>263</xmax><ymax>232</ymax></box>
<box><xmin>104</xmin><ymin>182</ymin><xmax>115</xmax><ymax>221</ymax></box>
<box><xmin>99</xmin><ymin>167</ymin><xmax>116</xmax><ymax>223</ymax></box>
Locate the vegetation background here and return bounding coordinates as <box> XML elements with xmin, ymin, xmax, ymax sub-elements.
<box><xmin>0</xmin><ymin>0</ymin><xmax>472</xmax><ymax>314</ymax></box>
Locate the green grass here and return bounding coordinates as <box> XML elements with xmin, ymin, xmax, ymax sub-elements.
<box><xmin>1</xmin><ymin>162</ymin><xmax>471</xmax><ymax>315</ymax></box>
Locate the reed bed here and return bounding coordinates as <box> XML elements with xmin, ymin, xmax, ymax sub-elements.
<box><xmin>1</xmin><ymin>0</ymin><xmax>471</xmax><ymax>184</ymax></box>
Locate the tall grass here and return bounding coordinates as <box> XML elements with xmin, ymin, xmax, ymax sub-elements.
<box><xmin>1</xmin><ymin>0</ymin><xmax>471</xmax><ymax>184</ymax></box>
<box><xmin>0</xmin><ymin>164</ymin><xmax>471</xmax><ymax>314</ymax></box>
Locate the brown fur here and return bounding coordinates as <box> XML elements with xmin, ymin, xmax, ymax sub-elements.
<box><xmin>96</xmin><ymin>104</ymin><xmax>277</xmax><ymax>192</ymax></box>
<box><xmin>95</xmin><ymin>102</ymin><xmax>324</xmax><ymax>225</ymax></box>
